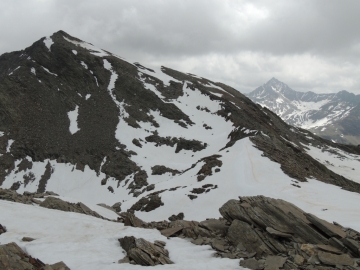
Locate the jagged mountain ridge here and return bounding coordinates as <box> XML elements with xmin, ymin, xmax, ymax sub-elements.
<box><xmin>1</xmin><ymin>30</ymin><xmax>360</xmax><ymax>223</ymax></box>
<box><xmin>246</xmin><ymin>78</ymin><xmax>360</xmax><ymax>145</ymax></box>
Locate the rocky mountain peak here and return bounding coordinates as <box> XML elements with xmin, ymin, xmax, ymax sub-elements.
<box><xmin>1</xmin><ymin>30</ymin><xmax>360</xmax><ymax>269</ymax></box>
<box><xmin>246</xmin><ymin>78</ymin><xmax>360</xmax><ymax>145</ymax></box>
<box><xmin>0</xmin><ymin>30</ymin><xmax>360</xmax><ymax>223</ymax></box>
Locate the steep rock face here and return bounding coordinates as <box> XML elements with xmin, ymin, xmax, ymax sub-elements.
<box><xmin>0</xmin><ymin>31</ymin><xmax>360</xmax><ymax>222</ymax></box>
<box><xmin>246</xmin><ymin>78</ymin><xmax>360</xmax><ymax>145</ymax></box>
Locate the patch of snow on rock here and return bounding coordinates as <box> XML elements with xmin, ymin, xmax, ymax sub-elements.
<box><xmin>43</xmin><ymin>36</ymin><xmax>54</xmax><ymax>51</ymax></box>
<box><xmin>80</xmin><ymin>61</ymin><xmax>88</xmax><ymax>69</ymax></box>
<box><xmin>67</xmin><ymin>105</ymin><xmax>80</xmax><ymax>134</ymax></box>
<box><xmin>42</xmin><ymin>66</ymin><xmax>58</xmax><ymax>76</ymax></box>
<box><xmin>6</xmin><ymin>139</ymin><xmax>14</xmax><ymax>152</ymax></box>
<box><xmin>63</xmin><ymin>36</ymin><xmax>109</xmax><ymax>57</ymax></box>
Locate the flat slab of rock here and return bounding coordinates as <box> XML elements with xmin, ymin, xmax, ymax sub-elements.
<box><xmin>317</xmin><ymin>251</ymin><xmax>354</xmax><ymax>266</ymax></box>
<box><xmin>199</xmin><ymin>219</ymin><xmax>228</xmax><ymax>236</ymax></box>
<box><xmin>304</xmin><ymin>213</ymin><xmax>346</xmax><ymax>238</ymax></box>
<box><xmin>317</xmin><ymin>244</ymin><xmax>342</xmax><ymax>255</ymax></box>
<box><xmin>264</xmin><ymin>255</ymin><xmax>287</xmax><ymax>270</ymax></box>
<box><xmin>40</xmin><ymin>197</ymin><xmax>106</xmax><ymax>220</ymax></box>
<box><xmin>240</xmin><ymin>258</ymin><xmax>264</xmax><ymax>269</ymax></box>
<box><xmin>266</xmin><ymin>227</ymin><xmax>292</xmax><ymax>238</ymax></box>
<box><xmin>160</xmin><ymin>227</ymin><xmax>183</xmax><ymax>237</ymax></box>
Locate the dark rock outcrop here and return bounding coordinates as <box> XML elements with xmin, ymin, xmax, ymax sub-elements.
<box><xmin>151</xmin><ymin>165</ymin><xmax>180</xmax><ymax>176</ymax></box>
<box><xmin>168</xmin><ymin>212</ymin><xmax>184</xmax><ymax>221</ymax></box>
<box><xmin>0</xmin><ymin>224</ymin><xmax>6</xmax><ymax>235</ymax></box>
<box><xmin>118</xmin><ymin>236</ymin><xmax>173</xmax><ymax>266</ymax></box>
<box><xmin>120</xmin><ymin>196</ymin><xmax>360</xmax><ymax>269</ymax></box>
<box><xmin>0</xmin><ymin>188</ymin><xmax>58</xmax><ymax>205</ymax></box>
<box><xmin>0</xmin><ymin>242</ymin><xmax>70</xmax><ymax>270</ymax></box>
<box><xmin>39</xmin><ymin>196</ymin><xmax>111</xmax><ymax>220</ymax></box>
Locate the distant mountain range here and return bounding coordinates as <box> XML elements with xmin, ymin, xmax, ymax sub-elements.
<box><xmin>246</xmin><ymin>78</ymin><xmax>360</xmax><ymax>145</ymax></box>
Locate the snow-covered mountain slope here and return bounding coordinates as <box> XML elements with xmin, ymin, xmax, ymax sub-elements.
<box><xmin>1</xmin><ymin>31</ymin><xmax>360</xmax><ymax>229</ymax></box>
<box><xmin>2</xmin><ymin>30</ymin><xmax>360</xmax><ymax>269</ymax></box>
<box><xmin>246</xmin><ymin>78</ymin><xmax>360</xmax><ymax>145</ymax></box>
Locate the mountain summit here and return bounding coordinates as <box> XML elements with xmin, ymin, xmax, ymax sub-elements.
<box><xmin>246</xmin><ymin>78</ymin><xmax>360</xmax><ymax>144</ymax></box>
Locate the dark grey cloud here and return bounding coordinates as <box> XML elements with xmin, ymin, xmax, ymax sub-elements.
<box><xmin>1</xmin><ymin>0</ymin><xmax>360</xmax><ymax>94</ymax></box>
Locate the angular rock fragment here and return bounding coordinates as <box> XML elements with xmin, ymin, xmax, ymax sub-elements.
<box><xmin>240</xmin><ymin>258</ymin><xmax>264</xmax><ymax>270</ymax></box>
<box><xmin>112</xmin><ymin>202</ymin><xmax>122</xmax><ymax>212</ymax></box>
<box><xmin>168</xmin><ymin>212</ymin><xmax>184</xmax><ymax>221</ymax></box>
<box><xmin>160</xmin><ymin>227</ymin><xmax>183</xmax><ymax>237</ymax></box>
<box><xmin>0</xmin><ymin>224</ymin><xmax>6</xmax><ymax>235</ymax></box>
<box><xmin>304</xmin><ymin>213</ymin><xmax>347</xmax><ymax>238</ymax></box>
<box><xmin>118</xmin><ymin>236</ymin><xmax>173</xmax><ymax>266</ymax></box>
<box><xmin>199</xmin><ymin>219</ymin><xmax>228</xmax><ymax>236</ymax></box>
<box><xmin>119</xmin><ymin>212</ymin><xmax>147</xmax><ymax>228</ymax></box>
<box><xmin>317</xmin><ymin>251</ymin><xmax>354</xmax><ymax>266</ymax></box>
<box><xmin>40</xmin><ymin>196</ymin><xmax>106</xmax><ymax>219</ymax></box>
<box><xmin>22</xmin><ymin>237</ymin><xmax>35</xmax><ymax>242</ymax></box>
<box><xmin>0</xmin><ymin>242</ymin><xmax>69</xmax><ymax>270</ymax></box>
<box><xmin>264</xmin><ymin>255</ymin><xmax>287</xmax><ymax>270</ymax></box>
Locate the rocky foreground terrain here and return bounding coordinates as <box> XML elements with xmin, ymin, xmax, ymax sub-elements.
<box><xmin>1</xmin><ymin>189</ymin><xmax>360</xmax><ymax>269</ymax></box>
<box><xmin>1</xmin><ymin>31</ymin><xmax>360</xmax><ymax>269</ymax></box>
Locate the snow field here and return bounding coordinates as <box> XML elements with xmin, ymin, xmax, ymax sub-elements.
<box><xmin>122</xmin><ymin>138</ymin><xmax>360</xmax><ymax>232</ymax></box>
<box><xmin>304</xmin><ymin>143</ymin><xmax>360</xmax><ymax>183</ymax></box>
<box><xmin>0</xmin><ymin>200</ymin><xmax>241</xmax><ymax>270</ymax></box>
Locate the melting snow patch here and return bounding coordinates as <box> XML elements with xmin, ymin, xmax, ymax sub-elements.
<box><xmin>31</xmin><ymin>68</ymin><xmax>36</xmax><ymax>75</ymax></box>
<box><xmin>67</xmin><ymin>106</ymin><xmax>80</xmax><ymax>134</ymax></box>
<box><xmin>63</xmin><ymin>36</ymin><xmax>109</xmax><ymax>57</ymax></box>
<box><xmin>41</xmin><ymin>66</ymin><xmax>58</xmax><ymax>76</ymax></box>
<box><xmin>6</xmin><ymin>139</ymin><xmax>14</xmax><ymax>152</ymax></box>
<box><xmin>103</xmin><ymin>60</ymin><xmax>117</xmax><ymax>90</ymax></box>
<box><xmin>85</xmin><ymin>94</ymin><xmax>91</xmax><ymax>100</ymax></box>
<box><xmin>261</xmin><ymin>131</ymin><xmax>269</xmax><ymax>138</ymax></box>
<box><xmin>138</xmin><ymin>71</ymin><xmax>166</xmax><ymax>99</ymax></box>
<box><xmin>8</xmin><ymin>66</ymin><xmax>20</xmax><ymax>75</ymax></box>
<box><xmin>0</xmin><ymin>200</ymin><xmax>240</xmax><ymax>270</ymax></box>
<box><xmin>72</xmin><ymin>50</ymin><xmax>77</xmax><ymax>55</ymax></box>
<box><xmin>0</xmin><ymin>131</ymin><xmax>4</xmax><ymax>137</ymax></box>
<box><xmin>211</xmin><ymin>92</ymin><xmax>222</xmax><ymax>98</ymax></box>
<box><xmin>136</xmin><ymin>64</ymin><xmax>181</xmax><ymax>86</ymax></box>
<box><xmin>43</xmin><ymin>36</ymin><xmax>54</xmax><ymax>51</ymax></box>
<box><xmin>103</xmin><ymin>59</ymin><xmax>130</xmax><ymax>118</ymax></box>
<box><xmin>80</xmin><ymin>61</ymin><xmax>88</xmax><ymax>69</ymax></box>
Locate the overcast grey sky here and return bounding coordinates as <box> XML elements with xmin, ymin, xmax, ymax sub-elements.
<box><xmin>1</xmin><ymin>0</ymin><xmax>360</xmax><ymax>94</ymax></box>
